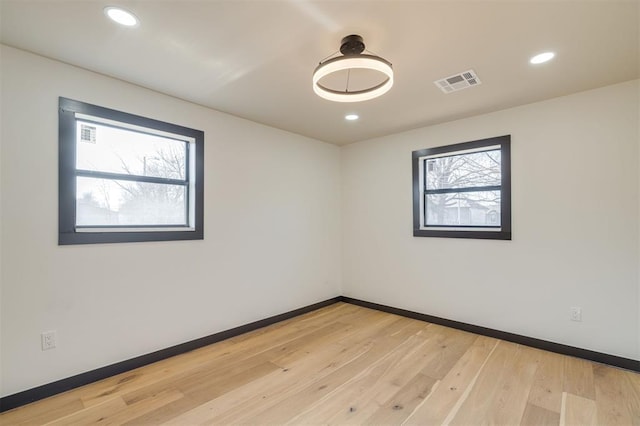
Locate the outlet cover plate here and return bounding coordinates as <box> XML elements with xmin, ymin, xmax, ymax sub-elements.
<box><xmin>570</xmin><ymin>307</ymin><xmax>582</xmax><ymax>322</ymax></box>
<box><xmin>41</xmin><ymin>330</ymin><xmax>57</xmax><ymax>350</ymax></box>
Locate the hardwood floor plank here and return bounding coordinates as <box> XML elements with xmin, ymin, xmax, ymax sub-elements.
<box><xmin>316</xmin><ymin>325</ymin><xmax>478</xmax><ymax>425</ymax></box>
<box><xmin>561</xmin><ymin>392</ymin><xmax>597</xmax><ymax>426</ymax></box>
<box><xmin>201</xmin><ymin>317</ymin><xmax>413</xmax><ymax>425</ymax></box>
<box><xmin>238</xmin><ymin>320</ymin><xmax>426</xmax><ymax>425</ymax></box>
<box><xmin>520</xmin><ymin>403</ymin><xmax>561</xmax><ymax>426</ymax></box>
<box><xmin>163</xmin><ymin>348</ymin><xmax>362</xmax><ymax>424</ymax></box>
<box><xmin>270</xmin><ymin>313</ymin><xmax>399</xmax><ymax>368</ymax></box>
<box><xmin>79</xmin><ymin>304</ymin><xmax>349</xmax><ymax>409</ymax></box>
<box><xmin>1</xmin><ymin>304</ymin><xmax>638</xmax><ymax>426</ymax></box>
<box><xmin>448</xmin><ymin>342</ymin><xmax>540</xmax><ymax>425</ymax></box>
<box><xmin>162</xmin><ymin>316</ymin><xmax>399</xmax><ymax>425</ymax></box>
<box><xmin>593</xmin><ymin>364</ymin><xmax>636</xmax><ymax>425</ymax></box>
<box><xmin>227</xmin><ymin>302</ymin><xmax>352</xmax><ymax>344</ymax></box>
<box><xmin>120</xmin><ymin>395</ymin><xmax>201</xmax><ymax>426</ymax></box>
<box><xmin>122</xmin><ymin>362</ymin><xmax>279</xmax><ymax>424</ymax></box>
<box><xmin>94</xmin><ymin>389</ymin><xmax>184</xmax><ymax>425</ymax></box>
<box><xmin>403</xmin><ymin>335</ymin><xmax>498</xmax><ymax>425</ymax></box>
<box><xmin>0</xmin><ymin>391</ymin><xmax>85</xmax><ymax>425</ymax></box>
<box><xmin>364</xmin><ymin>373</ymin><xmax>438</xmax><ymax>425</ymax></box>
<box><xmin>563</xmin><ymin>356</ymin><xmax>596</xmax><ymax>400</ymax></box>
<box><xmin>287</xmin><ymin>334</ymin><xmax>432</xmax><ymax>424</ymax></box>
<box><xmin>112</xmin><ymin>319</ymin><xmax>346</xmax><ymax>416</ymax></box>
<box><xmin>625</xmin><ymin>370</ymin><xmax>640</xmax><ymax>422</ymax></box>
<box><xmin>526</xmin><ymin>349</ymin><xmax>565</xmax><ymax>414</ymax></box>
<box><xmin>417</xmin><ymin>326</ymin><xmax>479</xmax><ymax>380</ymax></box>
<box><xmin>77</xmin><ymin>339</ymin><xmax>238</xmax><ymax>408</ymax></box>
<box><xmin>627</xmin><ymin>366</ymin><xmax>640</xmax><ymax>395</ymax></box>
<box><xmin>43</xmin><ymin>396</ymin><xmax>127</xmax><ymax>425</ymax></box>
<box><xmin>114</xmin><ymin>313</ymin><xmax>357</xmax><ymax>423</ymax></box>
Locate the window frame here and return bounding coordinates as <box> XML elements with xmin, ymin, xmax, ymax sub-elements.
<box><xmin>59</xmin><ymin>97</ymin><xmax>204</xmax><ymax>245</ymax></box>
<box><xmin>412</xmin><ymin>135</ymin><xmax>511</xmax><ymax>240</ymax></box>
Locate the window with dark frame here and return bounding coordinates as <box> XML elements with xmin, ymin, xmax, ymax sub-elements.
<box><xmin>59</xmin><ymin>97</ymin><xmax>204</xmax><ymax>245</ymax></box>
<box><xmin>412</xmin><ymin>135</ymin><xmax>511</xmax><ymax>240</ymax></box>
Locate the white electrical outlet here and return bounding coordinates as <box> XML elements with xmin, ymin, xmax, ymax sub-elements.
<box><xmin>569</xmin><ymin>307</ymin><xmax>582</xmax><ymax>322</ymax></box>
<box><xmin>41</xmin><ymin>330</ymin><xmax>57</xmax><ymax>350</ymax></box>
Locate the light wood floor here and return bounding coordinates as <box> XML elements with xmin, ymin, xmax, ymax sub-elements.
<box><xmin>2</xmin><ymin>302</ymin><xmax>639</xmax><ymax>425</ymax></box>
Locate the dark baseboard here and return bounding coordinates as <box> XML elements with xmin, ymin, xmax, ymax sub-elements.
<box><xmin>3</xmin><ymin>295</ymin><xmax>638</xmax><ymax>413</ymax></box>
<box><xmin>339</xmin><ymin>296</ymin><xmax>640</xmax><ymax>373</ymax></box>
<box><xmin>0</xmin><ymin>296</ymin><xmax>342</xmax><ymax>413</ymax></box>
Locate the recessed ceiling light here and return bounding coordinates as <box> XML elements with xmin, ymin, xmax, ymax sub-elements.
<box><xmin>104</xmin><ymin>6</ymin><xmax>139</xmax><ymax>27</ymax></box>
<box><xmin>345</xmin><ymin>114</ymin><xmax>359</xmax><ymax>121</ymax></box>
<box><xmin>530</xmin><ymin>52</ymin><xmax>555</xmax><ymax>65</ymax></box>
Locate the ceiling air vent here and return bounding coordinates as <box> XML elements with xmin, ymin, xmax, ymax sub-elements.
<box><xmin>434</xmin><ymin>70</ymin><xmax>481</xmax><ymax>93</ymax></box>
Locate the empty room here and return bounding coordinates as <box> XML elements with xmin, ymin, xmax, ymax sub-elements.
<box><xmin>0</xmin><ymin>0</ymin><xmax>638</xmax><ymax>424</ymax></box>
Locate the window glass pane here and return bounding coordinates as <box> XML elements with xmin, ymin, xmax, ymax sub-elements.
<box><xmin>76</xmin><ymin>177</ymin><xmax>186</xmax><ymax>226</ymax></box>
<box><xmin>426</xmin><ymin>149</ymin><xmax>501</xmax><ymax>190</ymax></box>
<box><xmin>76</xmin><ymin>121</ymin><xmax>186</xmax><ymax>180</ymax></box>
<box><xmin>426</xmin><ymin>190</ymin><xmax>501</xmax><ymax>226</ymax></box>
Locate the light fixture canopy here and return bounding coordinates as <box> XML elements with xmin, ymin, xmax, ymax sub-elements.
<box><xmin>313</xmin><ymin>35</ymin><xmax>393</xmax><ymax>103</ymax></box>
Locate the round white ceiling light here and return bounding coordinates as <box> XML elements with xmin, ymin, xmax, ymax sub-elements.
<box><xmin>345</xmin><ymin>114</ymin><xmax>359</xmax><ymax>121</ymax></box>
<box><xmin>313</xmin><ymin>35</ymin><xmax>393</xmax><ymax>103</ymax></box>
<box><xmin>530</xmin><ymin>51</ymin><xmax>555</xmax><ymax>65</ymax></box>
<box><xmin>104</xmin><ymin>6</ymin><xmax>139</xmax><ymax>27</ymax></box>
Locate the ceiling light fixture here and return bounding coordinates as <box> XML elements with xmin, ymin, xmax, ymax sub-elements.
<box><xmin>313</xmin><ymin>35</ymin><xmax>393</xmax><ymax>103</ymax></box>
<box><xmin>345</xmin><ymin>114</ymin><xmax>359</xmax><ymax>121</ymax></box>
<box><xmin>530</xmin><ymin>51</ymin><xmax>555</xmax><ymax>64</ymax></box>
<box><xmin>104</xmin><ymin>6</ymin><xmax>139</xmax><ymax>27</ymax></box>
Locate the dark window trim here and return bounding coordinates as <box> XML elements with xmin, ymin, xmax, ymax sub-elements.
<box><xmin>59</xmin><ymin>97</ymin><xmax>204</xmax><ymax>245</ymax></box>
<box><xmin>412</xmin><ymin>135</ymin><xmax>511</xmax><ymax>240</ymax></box>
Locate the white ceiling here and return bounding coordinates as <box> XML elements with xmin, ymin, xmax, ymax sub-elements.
<box><xmin>1</xmin><ymin>1</ymin><xmax>638</xmax><ymax>145</ymax></box>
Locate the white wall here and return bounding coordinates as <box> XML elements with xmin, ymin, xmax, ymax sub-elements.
<box><xmin>0</xmin><ymin>45</ymin><xmax>342</xmax><ymax>397</ymax></box>
<box><xmin>1</xmin><ymin>44</ymin><xmax>638</xmax><ymax>399</ymax></box>
<box><xmin>342</xmin><ymin>80</ymin><xmax>639</xmax><ymax>360</ymax></box>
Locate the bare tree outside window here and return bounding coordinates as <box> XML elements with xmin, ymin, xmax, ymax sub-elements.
<box><xmin>412</xmin><ymin>135</ymin><xmax>511</xmax><ymax>240</ymax></box>
<box><xmin>59</xmin><ymin>97</ymin><xmax>204</xmax><ymax>245</ymax></box>
<box><xmin>116</xmin><ymin>143</ymin><xmax>187</xmax><ymax>225</ymax></box>
<box><xmin>75</xmin><ymin>121</ymin><xmax>188</xmax><ymax>227</ymax></box>
<box><xmin>425</xmin><ymin>149</ymin><xmax>501</xmax><ymax>227</ymax></box>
